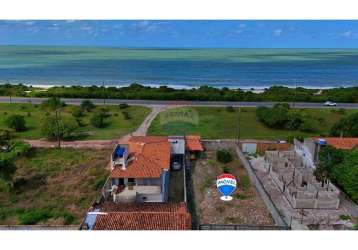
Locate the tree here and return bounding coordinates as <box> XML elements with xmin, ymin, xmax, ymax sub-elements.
<box><xmin>90</xmin><ymin>112</ymin><xmax>106</xmax><ymax>128</ymax></box>
<box><xmin>5</xmin><ymin>115</ymin><xmax>26</xmax><ymax>132</ymax></box>
<box><xmin>41</xmin><ymin>97</ymin><xmax>65</xmax><ymax>110</ymax></box>
<box><xmin>330</xmin><ymin>112</ymin><xmax>358</xmax><ymax>137</ymax></box>
<box><xmin>72</xmin><ymin>106</ymin><xmax>84</xmax><ymax>118</ymax></box>
<box><xmin>81</xmin><ymin>100</ymin><xmax>95</xmax><ymax>112</ymax></box>
<box><xmin>40</xmin><ymin>116</ymin><xmax>79</xmax><ymax>140</ymax></box>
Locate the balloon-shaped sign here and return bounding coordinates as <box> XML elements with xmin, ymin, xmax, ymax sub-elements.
<box><xmin>216</xmin><ymin>174</ymin><xmax>237</xmax><ymax>201</ymax></box>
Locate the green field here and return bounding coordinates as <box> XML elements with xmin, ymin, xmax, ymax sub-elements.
<box><xmin>148</xmin><ymin>106</ymin><xmax>354</xmax><ymax>140</ymax></box>
<box><xmin>0</xmin><ymin>148</ymin><xmax>111</xmax><ymax>225</ymax></box>
<box><xmin>0</xmin><ymin>103</ymin><xmax>150</xmax><ymax>140</ymax></box>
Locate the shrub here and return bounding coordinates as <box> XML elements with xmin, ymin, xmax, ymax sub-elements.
<box><xmin>119</xmin><ymin>103</ymin><xmax>129</xmax><ymax>109</ymax></box>
<box><xmin>81</xmin><ymin>100</ymin><xmax>95</xmax><ymax>112</ymax></box>
<box><xmin>225</xmin><ymin>106</ymin><xmax>234</xmax><ymax>112</ymax></box>
<box><xmin>222</xmin><ymin>166</ymin><xmax>231</xmax><ymax>173</ymax></box>
<box><xmin>299</xmin><ymin>119</ymin><xmax>318</xmax><ymax>133</ymax></box>
<box><xmin>122</xmin><ymin>111</ymin><xmax>131</xmax><ymax>120</ymax></box>
<box><xmin>90</xmin><ymin>112</ymin><xmax>106</xmax><ymax>128</ymax></box>
<box><xmin>330</xmin><ymin>112</ymin><xmax>358</xmax><ymax>137</ymax></box>
<box><xmin>216</xmin><ymin>150</ymin><xmax>233</xmax><ymax>163</ymax></box>
<box><xmin>18</xmin><ymin>208</ymin><xmax>52</xmax><ymax>225</ymax></box>
<box><xmin>240</xmin><ymin>175</ymin><xmax>251</xmax><ymax>191</ymax></box>
<box><xmin>71</xmin><ymin>106</ymin><xmax>83</xmax><ymax>118</ymax></box>
<box><xmin>94</xmin><ymin>175</ymin><xmax>107</xmax><ymax>190</ymax></box>
<box><xmin>5</xmin><ymin>115</ymin><xmax>26</xmax><ymax>132</ymax></box>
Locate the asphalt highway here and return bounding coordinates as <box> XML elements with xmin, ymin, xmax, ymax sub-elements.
<box><xmin>1</xmin><ymin>96</ymin><xmax>358</xmax><ymax>109</ymax></box>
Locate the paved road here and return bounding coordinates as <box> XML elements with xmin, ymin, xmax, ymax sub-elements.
<box><xmin>1</xmin><ymin>96</ymin><xmax>358</xmax><ymax>109</ymax></box>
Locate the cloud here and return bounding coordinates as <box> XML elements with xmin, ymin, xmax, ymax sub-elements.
<box><xmin>341</xmin><ymin>30</ymin><xmax>353</xmax><ymax>38</ymax></box>
<box><xmin>273</xmin><ymin>28</ymin><xmax>283</xmax><ymax>36</ymax></box>
<box><xmin>24</xmin><ymin>21</ymin><xmax>35</xmax><ymax>26</ymax></box>
<box><xmin>132</xmin><ymin>20</ymin><xmax>160</xmax><ymax>33</ymax></box>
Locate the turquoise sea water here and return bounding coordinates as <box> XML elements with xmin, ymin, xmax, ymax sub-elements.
<box><xmin>0</xmin><ymin>46</ymin><xmax>358</xmax><ymax>88</ymax></box>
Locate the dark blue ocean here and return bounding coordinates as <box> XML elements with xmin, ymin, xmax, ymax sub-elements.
<box><xmin>0</xmin><ymin>46</ymin><xmax>358</xmax><ymax>89</ymax></box>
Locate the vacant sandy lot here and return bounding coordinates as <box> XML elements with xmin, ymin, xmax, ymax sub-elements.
<box><xmin>192</xmin><ymin>150</ymin><xmax>274</xmax><ymax>225</ymax></box>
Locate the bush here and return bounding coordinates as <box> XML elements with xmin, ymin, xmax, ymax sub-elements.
<box><xmin>122</xmin><ymin>111</ymin><xmax>131</xmax><ymax>120</ymax></box>
<box><xmin>5</xmin><ymin>115</ymin><xmax>26</xmax><ymax>132</ymax></box>
<box><xmin>225</xmin><ymin>106</ymin><xmax>234</xmax><ymax>112</ymax></box>
<box><xmin>94</xmin><ymin>175</ymin><xmax>107</xmax><ymax>190</ymax></box>
<box><xmin>81</xmin><ymin>100</ymin><xmax>95</xmax><ymax>112</ymax></box>
<box><xmin>119</xmin><ymin>103</ymin><xmax>129</xmax><ymax>109</ymax></box>
<box><xmin>216</xmin><ymin>150</ymin><xmax>233</xmax><ymax>163</ymax></box>
<box><xmin>90</xmin><ymin>112</ymin><xmax>106</xmax><ymax>128</ymax></box>
<box><xmin>330</xmin><ymin>112</ymin><xmax>358</xmax><ymax>137</ymax></box>
<box><xmin>222</xmin><ymin>166</ymin><xmax>231</xmax><ymax>173</ymax></box>
<box><xmin>71</xmin><ymin>106</ymin><xmax>83</xmax><ymax>118</ymax></box>
<box><xmin>18</xmin><ymin>208</ymin><xmax>52</xmax><ymax>225</ymax></box>
<box><xmin>299</xmin><ymin>119</ymin><xmax>318</xmax><ymax>133</ymax></box>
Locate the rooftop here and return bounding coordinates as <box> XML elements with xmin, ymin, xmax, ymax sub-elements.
<box><xmin>185</xmin><ymin>135</ymin><xmax>204</xmax><ymax>152</ymax></box>
<box><xmin>314</xmin><ymin>137</ymin><xmax>358</xmax><ymax>150</ymax></box>
<box><xmin>92</xmin><ymin>202</ymin><xmax>191</xmax><ymax>230</ymax></box>
<box><xmin>111</xmin><ymin>136</ymin><xmax>171</xmax><ymax>178</ymax></box>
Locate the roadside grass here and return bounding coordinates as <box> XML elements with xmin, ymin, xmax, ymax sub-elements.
<box><xmin>148</xmin><ymin>106</ymin><xmax>354</xmax><ymax>139</ymax></box>
<box><xmin>0</xmin><ymin>148</ymin><xmax>110</xmax><ymax>225</ymax></box>
<box><xmin>0</xmin><ymin>103</ymin><xmax>150</xmax><ymax>140</ymax></box>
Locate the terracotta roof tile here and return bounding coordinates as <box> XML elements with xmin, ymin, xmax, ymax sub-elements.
<box><xmin>314</xmin><ymin>137</ymin><xmax>358</xmax><ymax>150</ymax></box>
<box><xmin>185</xmin><ymin>135</ymin><xmax>204</xmax><ymax>151</ymax></box>
<box><xmin>93</xmin><ymin>202</ymin><xmax>191</xmax><ymax>230</ymax></box>
<box><xmin>111</xmin><ymin>136</ymin><xmax>171</xmax><ymax>178</ymax></box>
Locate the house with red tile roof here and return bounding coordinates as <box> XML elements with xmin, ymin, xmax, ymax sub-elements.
<box><xmin>107</xmin><ymin>136</ymin><xmax>171</xmax><ymax>203</ymax></box>
<box><xmin>313</xmin><ymin>137</ymin><xmax>358</xmax><ymax>150</ymax></box>
<box><xmin>185</xmin><ymin>135</ymin><xmax>204</xmax><ymax>160</ymax></box>
<box><xmin>82</xmin><ymin>202</ymin><xmax>191</xmax><ymax>230</ymax></box>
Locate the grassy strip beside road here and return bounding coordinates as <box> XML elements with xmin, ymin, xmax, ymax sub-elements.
<box><xmin>0</xmin><ymin>103</ymin><xmax>150</xmax><ymax>140</ymax></box>
<box><xmin>0</xmin><ymin>148</ymin><xmax>110</xmax><ymax>225</ymax></box>
<box><xmin>148</xmin><ymin>106</ymin><xmax>355</xmax><ymax>140</ymax></box>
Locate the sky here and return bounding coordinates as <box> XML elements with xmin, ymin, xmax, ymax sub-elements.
<box><xmin>1</xmin><ymin>20</ymin><xmax>358</xmax><ymax>48</ymax></box>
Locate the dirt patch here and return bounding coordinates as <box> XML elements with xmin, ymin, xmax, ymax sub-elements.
<box><xmin>192</xmin><ymin>150</ymin><xmax>274</xmax><ymax>225</ymax></box>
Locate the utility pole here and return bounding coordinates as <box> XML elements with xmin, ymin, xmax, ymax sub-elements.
<box><xmin>293</xmin><ymin>82</ymin><xmax>297</xmax><ymax>108</ymax></box>
<box><xmin>55</xmin><ymin>108</ymin><xmax>61</xmax><ymax>148</ymax></box>
<box><xmin>237</xmin><ymin>107</ymin><xmax>241</xmax><ymax>145</ymax></box>
<box><xmin>6</xmin><ymin>79</ymin><xmax>12</xmax><ymax>103</ymax></box>
<box><xmin>102</xmin><ymin>81</ymin><xmax>106</xmax><ymax>105</ymax></box>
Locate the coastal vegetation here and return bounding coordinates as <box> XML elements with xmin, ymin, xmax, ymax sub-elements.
<box><xmin>0</xmin><ymin>102</ymin><xmax>150</xmax><ymax>140</ymax></box>
<box><xmin>256</xmin><ymin>103</ymin><xmax>320</xmax><ymax>133</ymax></box>
<box><xmin>148</xmin><ymin>106</ymin><xmax>353</xmax><ymax>140</ymax></box>
<box><xmin>316</xmin><ymin>146</ymin><xmax>358</xmax><ymax>203</ymax></box>
<box><xmin>0</xmin><ymin>148</ymin><xmax>110</xmax><ymax>225</ymax></box>
<box><xmin>1</xmin><ymin>83</ymin><xmax>358</xmax><ymax>103</ymax></box>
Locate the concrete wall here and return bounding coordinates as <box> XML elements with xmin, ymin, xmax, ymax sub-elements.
<box><xmin>202</xmin><ymin>139</ymin><xmax>236</xmax><ymax>151</ymax></box>
<box><xmin>235</xmin><ymin>146</ymin><xmax>289</xmax><ymax>228</ymax></box>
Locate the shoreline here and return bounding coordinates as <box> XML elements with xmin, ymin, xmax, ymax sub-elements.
<box><xmin>1</xmin><ymin>82</ymin><xmax>353</xmax><ymax>94</ymax></box>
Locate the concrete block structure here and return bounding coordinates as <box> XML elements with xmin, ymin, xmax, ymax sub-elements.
<box><xmin>264</xmin><ymin>150</ymin><xmax>340</xmax><ymax>209</ymax></box>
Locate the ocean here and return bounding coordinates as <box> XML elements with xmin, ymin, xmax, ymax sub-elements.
<box><xmin>1</xmin><ymin>46</ymin><xmax>358</xmax><ymax>89</ymax></box>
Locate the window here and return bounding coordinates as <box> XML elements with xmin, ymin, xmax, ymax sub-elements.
<box><xmin>128</xmin><ymin>178</ymin><xmax>135</xmax><ymax>185</ymax></box>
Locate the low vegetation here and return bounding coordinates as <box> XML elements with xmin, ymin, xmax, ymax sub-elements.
<box><xmin>0</xmin><ymin>148</ymin><xmax>111</xmax><ymax>225</ymax></box>
<box><xmin>148</xmin><ymin>106</ymin><xmax>353</xmax><ymax>139</ymax></box>
<box><xmin>316</xmin><ymin>146</ymin><xmax>358</xmax><ymax>203</ymax></box>
<box><xmin>0</xmin><ymin>102</ymin><xmax>150</xmax><ymax>140</ymax></box>
<box><xmin>2</xmin><ymin>83</ymin><xmax>357</xmax><ymax>103</ymax></box>
<box><xmin>256</xmin><ymin>103</ymin><xmax>319</xmax><ymax>133</ymax></box>
<box><xmin>216</xmin><ymin>150</ymin><xmax>233</xmax><ymax>163</ymax></box>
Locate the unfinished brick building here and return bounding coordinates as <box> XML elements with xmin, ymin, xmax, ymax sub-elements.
<box><xmin>264</xmin><ymin>150</ymin><xmax>340</xmax><ymax>209</ymax></box>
